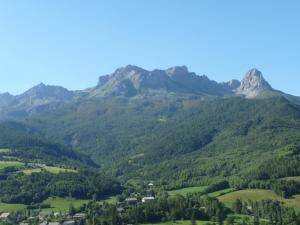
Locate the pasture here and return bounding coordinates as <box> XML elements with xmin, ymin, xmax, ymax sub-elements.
<box><xmin>0</xmin><ymin>161</ymin><xmax>24</xmax><ymax>169</ymax></box>
<box><xmin>43</xmin><ymin>197</ymin><xmax>88</xmax><ymax>212</ymax></box>
<box><xmin>0</xmin><ymin>149</ymin><xmax>11</xmax><ymax>153</ymax></box>
<box><xmin>168</xmin><ymin>186</ymin><xmax>208</xmax><ymax>196</ymax></box>
<box><xmin>22</xmin><ymin>165</ymin><xmax>77</xmax><ymax>175</ymax></box>
<box><xmin>218</xmin><ymin>189</ymin><xmax>300</xmax><ymax>212</ymax></box>
<box><xmin>0</xmin><ymin>202</ymin><xmax>26</xmax><ymax>212</ymax></box>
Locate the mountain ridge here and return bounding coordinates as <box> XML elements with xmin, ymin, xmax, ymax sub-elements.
<box><xmin>0</xmin><ymin>65</ymin><xmax>296</xmax><ymax>119</ymax></box>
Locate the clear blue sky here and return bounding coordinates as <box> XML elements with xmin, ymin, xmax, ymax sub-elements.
<box><xmin>0</xmin><ymin>0</ymin><xmax>299</xmax><ymax>95</ymax></box>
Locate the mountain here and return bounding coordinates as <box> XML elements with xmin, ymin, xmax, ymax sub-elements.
<box><xmin>2</xmin><ymin>65</ymin><xmax>300</xmax><ymax>223</ymax></box>
<box><xmin>236</xmin><ymin>68</ymin><xmax>273</xmax><ymax>98</ymax></box>
<box><xmin>0</xmin><ymin>83</ymin><xmax>80</xmax><ymax>119</ymax></box>
<box><xmin>90</xmin><ymin>65</ymin><xmax>237</xmax><ymax>97</ymax></box>
<box><xmin>1</xmin><ymin>65</ymin><xmax>300</xmax><ymax>187</ymax></box>
<box><xmin>0</xmin><ymin>65</ymin><xmax>296</xmax><ymax>120</ymax></box>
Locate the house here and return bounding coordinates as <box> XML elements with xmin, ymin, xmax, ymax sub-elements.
<box><xmin>39</xmin><ymin>211</ymin><xmax>51</xmax><ymax>220</ymax></box>
<box><xmin>20</xmin><ymin>223</ymin><xmax>29</xmax><ymax>225</ymax></box>
<box><xmin>142</xmin><ymin>197</ymin><xmax>155</xmax><ymax>203</ymax></box>
<box><xmin>73</xmin><ymin>213</ymin><xmax>86</xmax><ymax>220</ymax></box>
<box><xmin>62</xmin><ymin>220</ymin><xmax>76</xmax><ymax>225</ymax></box>
<box><xmin>73</xmin><ymin>213</ymin><xmax>86</xmax><ymax>225</ymax></box>
<box><xmin>148</xmin><ymin>183</ymin><xmax>154</xmax><ymax>187</ymax></box>
<box><xmin>125</xmin><ymin>197</ymin><xmax>138</xmax><ymax>204</ymax></box>
<box><xmin>0</xmin><ymin>213</ymin><xmax>11</xmax><ymax>221</ymax></box>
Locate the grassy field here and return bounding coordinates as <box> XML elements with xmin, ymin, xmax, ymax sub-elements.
<box><xmin>168</xmin><ymin>186</ymin><xmax>208</xmax><ymax>196</ymax></box>
<box><xmin>0</xmin><ymin>202</ymin><xmax>26</xmax><ymax>212</ymax></box>
<box><xmin>0</xmin><ymin>197</ymin><xmax>91</xmax><ymax>213</ymax></box>
<box><xmin>43</xmin><ymin>196</ymin><xmax>119</xmax><ymax>212</ymax></box>
<box><xmin>0</xmin><ymin>149</ymin><xmax>11</xmax><ymax>153</ymax></box>
<box><xmin>283</xmin><ymin>195</ymin><xmax>300</xmax><ymax>212</ymax></box>
<box><xmin>281</xmin><ymin>176</ymin><xmax>300</xmax><ymax>182</ymax></box>
<box><xmin>98</xmin><ymin>196</ymin><xmax>118</xmax><ymax>204</ymax></box>
<box><xmin>218</xmin><ymin>189</ymin><xmax>282</xmax><ymax>206</ymax></box>
<box><xmin>0</xmin><ymin>197</ymin><xmax>89</xmax><ymax>213</ymax></box>
<box><xmin>22</xmin><ymin>165</ymin><xmax>77</xmax><ymax>175</ymax></box>
<box><xmin>143</xmin><ymin>220</ymin><xmax>211</xmax><ymax>225</ymax></box>
<box><xmin>207</xmin><ymin>188</ymin><xmax>235</xmax><ymax>198</ymax></box>
<box><xmin>43</xmin><ymin>197</ymin><xmax>88</xmax><ymax>212</ymax></box>
<box><xmin>218</xmin><ymin>189</ymin><xmax>300</xmax><ymax>212</ymax></box>
<box><xmin>0</xmin><ymin>161</ymin><xmax>24</xmax><ymax>169</ymax></box>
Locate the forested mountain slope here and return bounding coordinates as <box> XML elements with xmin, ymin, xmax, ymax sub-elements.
<box><xmin>0</xmin><ymin>121</ymin><xmax>96</xmax><ymax>167</ymax></box>
<box><xmin>21</xmin><ymin>95</ymin><xmax>300</xmax><ymax>189</ymax></box>
<box><xmin>1</xmin><ymin>65</ymin><xmax>300</xmax><ymax>189</ymax></box>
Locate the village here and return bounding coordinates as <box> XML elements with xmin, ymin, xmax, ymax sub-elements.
<box><xmin>0</xmin><ymin>183</ymin><xmax>156</xmax><ymax>225</ymax></box>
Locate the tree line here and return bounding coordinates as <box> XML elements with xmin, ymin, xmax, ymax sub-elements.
<box><xmin>0</xmin><ymin>171</ymin><xmax>122</xmax><ymax>204</ymax></box>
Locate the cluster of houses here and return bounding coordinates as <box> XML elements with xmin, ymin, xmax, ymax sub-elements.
<box><xmin>0</xmin><ymin>183</ymin><xmax>156</xmax><ymax>225</ymax></box>
<box><xmin>32</xmin><ymin>212</ymin><xmax>86</xmax><ymax>225</ymax></box>
<box><xmin>122</xmin><ymin>183</ymin><xmax>155</xmax><ymax>205</ymax></box>
<box><xmin>124</xmin><ymin>196</ymin><xmax>155</xmax><ymax>205</ymax></box>
<box><xmin>0</xmin><ymin>211</ymin><xmax>86</xmax><ymax>225</ymax></box>
<box><xmin>116</xmin><ymin>182</ymin><xmax>156</xmax><ymax>213</ymax></box>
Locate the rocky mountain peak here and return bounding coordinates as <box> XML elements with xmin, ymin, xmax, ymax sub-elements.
<box><xmin>236</xmin><ymin>68</ymin><xmax>272</xmax><ymax>98</ymax></box>
<box><xmin>165</xmin><ymin>66</ymin><xmax>189</xmax><ymax>76</ymax></box>
<box><xmin>113</xmin><ymin>65</ymin><xmax>148</xmax><ymax>78</ymax></box>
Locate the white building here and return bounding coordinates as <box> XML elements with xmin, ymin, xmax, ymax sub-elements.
<box><xmin>142</xmin><ymin>197</ymin><xmax>155</xmax><ymax>203</ymax></box>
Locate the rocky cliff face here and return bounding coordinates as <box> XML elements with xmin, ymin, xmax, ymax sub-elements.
<box><xmin>236</xmin><ymin>68</ymin><xmax>272</xmax><ymax>98</ymax></box>
<box><xmin>91</xmin><ymin>65</ymin><xmax>237</xmax><ymax>97</ymax></box>
<box><xmin>0</xmin><ymin>84</ymin><xmax>77</xmax><ymax>119</ymax></box>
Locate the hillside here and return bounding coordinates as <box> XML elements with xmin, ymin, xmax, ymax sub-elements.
<box><xmin>0</xmin><ymin>66</ymin><xmax>295</xmax><ymax>189</ymax></box>
<box><xmin>1</xmin><ymin>66</ymin><xmax>300</xmax><ymax>224</ymax></box>
<box><xmin>19</xmin><ymin>95</ymin><xmax>300</xmax><ymax>189</ymax></box>
<box><xmin>0</xmin><ymin>121</ymin><xmax>96</xmax><ymax>167</ymax></box>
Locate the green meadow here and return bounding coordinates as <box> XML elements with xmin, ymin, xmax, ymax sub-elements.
<box><xmin>0</xmin><ymin>149</ymin><xmax>11</xmax><ymax>153</ymax></box>
<box><xmin>218</xmin><ymin>189</ymin><xmax>300</xmax><ymax>212</ymax></box>
<box><xmin>43</xmin><ymin>197</ymin><xmax>88</xmax><ymax>212</ymax></box>
<box><xmin>22</xmin><ymin>165</ymin><xmax>77</xmax><ymax>175</ymax></box>
<box><xmin>168</xmin><ymin>186</ymin><xmax>208</xmax><ymax>196</ymax></box>
<box><xmin>0</xmin><ymin>161</ymin><xmax>24</xmax><ymax>169</ymax></box>
<box><xmin>0</xmin><ymin>202</ymin><xmax>26</xmax><ymax>212</ymax></box>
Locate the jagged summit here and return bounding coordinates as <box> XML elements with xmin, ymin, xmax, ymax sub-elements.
<box><xmin>165</xmin><ymin>66</ymin><xmax>189</xmax><ymax>76</ymax></box>
<box><xmin>112</xmin><ymin>65</ymin><xmax>148</xmax><ymax>77</ymax></box>
<box><xmin>91</xmin><ymin>65</ymin><xmax>237</xmax><ymax>97</ymax></box>
<box><xmin>236</xmin><ymin>68</ymin><xmax>272</xmax><ymax>98</ymax></box>
<box><xmin>0</xmin><ymin>65</ymin><xmax>294</xmax><ymax>120</ymax></box>
<box><xmin>21</xmin><ymin>83</ymin><xmax>74</xmax><ymax>100</ymax></box>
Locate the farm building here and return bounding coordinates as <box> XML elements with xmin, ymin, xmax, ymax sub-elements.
<box><xmin>142</xmin><ymin>197</ymin><xmax>155</xmax><ymax>203</ymax></box>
